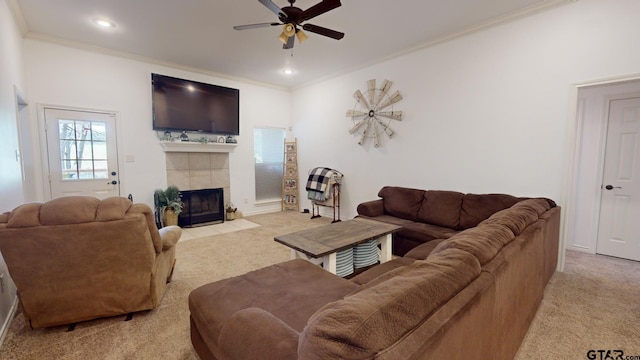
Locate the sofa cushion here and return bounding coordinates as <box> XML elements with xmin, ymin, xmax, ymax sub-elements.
<box><xmin>96</xmin><ymin>197</ymin><xmax>132</xmax><ymax>221</ymax></box>
<box><xmin>219</xmin><ymin>307</ymin><xmax>299</xmax><ymax>360</ymax></box>
<box><xmin>299</xmin><ymin>249</ymin><xmax>480</xmax><ymax>360</ymax></box>
<box><xmin>404</xmin><ymin>238</ymin><xmax>446</xmax><ymax>260</ymax></box>
<box><xmin>6</xmin><ymin>203</ymin><xmax>42</xmax><ymax>228</ymax></box>
<box><xmin>40</xmin><ymin>196</ymin><xmax>100</xmax><ymax>225</ymax></box>
<box><xmin>480</xmin><ymin>203</ymin><xmax>538</xmax><ymax>236</ymax></box>
<box><xmin>190</xmin><ymin>259</ymin><xmax>358</xmax><ymax>359</ymax></box>
<box><xmin>400</xmin><ymin>222</ymin><xmax>459</xmax><ymax>244</ymax></box>
<box><xmin>393</xmin><ymin>238</ymin><xmax>425</xmax><ymax>258</ymax></box>
<box><xmin>349</xmin><ymin>257</ymin><xmax>416</xmax><ymax>286</ymax></box>
<box><xmin>357</xmin><ymin>214</ymin><xmax>414</xmax><ymax>228</ymax></box>
<box><xmin>459</xmin><ymin>193</ymin><xmax>522</xmax><ymax>230</ymax></box>
<box><xmin>416</xmin><ymin>190</ymin><xmax>464</xmax><ymax>229</ymax></box>
<box><xmin>511</xmin><ymin>198</ymin><xmax>553</xmax><ymax>216</ymax></box>
<box><xmin>430</xmin><ymin>224</ymin><xmax>513</xmax><ymax>265</ymax></box>
<box><xmin>361</xmin><ymin>248</ymin><xmax>480</xmax><ymax>292</ymax></box>
<box><xmin>358</xmin><ymin>214</ymin><xmax>457</xmax><ymax>245</ymax></box>
<box><xmin>378</xmin><ymin>186</ymin><xmax>424</xmax><ymax>221</ymax></box>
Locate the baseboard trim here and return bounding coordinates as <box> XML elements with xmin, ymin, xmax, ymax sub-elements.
<box><xmin>241</xmin><ymin>208</ymin><xmax>283</xmax><ymax>217</ymax></box>
<box><xmin>0</xmin><ymin>295</ymin><xmax>19</xmax><ymax>348</ymax></box>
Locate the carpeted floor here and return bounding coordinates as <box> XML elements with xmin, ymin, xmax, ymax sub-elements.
<box><xmin>0</xmin><ymin>211</ymin><xmax>638</xmax><ymax>359</ymax></box>
<box><xmin>515</xmin><ymin>249</ymin><xmax>640</xmax><ymax>359</ymax></box>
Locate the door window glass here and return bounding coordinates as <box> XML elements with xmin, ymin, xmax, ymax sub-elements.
<box><xmin>58</xmin><ymin>119</ymin><xmax>108</xmax><ymax>180</ymax></box>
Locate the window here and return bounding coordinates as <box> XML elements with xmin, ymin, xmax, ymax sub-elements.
<box><xmin>254</xmin><ymin>127</ymin><xmax>286</xmax><ymax>202</ymax></box>
<box><xmin>58</xmin><ymin>119</ymin><xmax>108</xmax><ymax>180</ymax></box>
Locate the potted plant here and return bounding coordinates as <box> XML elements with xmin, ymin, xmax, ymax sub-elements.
<box><xmin>154</xmin><ymin>185</ymin><xmax>183</xmax><ymax>227</ymax></box>
<box><xmin>226</xmin><ymin>202</ymin><xmax>237</xmax><ymax>221</ymax></box>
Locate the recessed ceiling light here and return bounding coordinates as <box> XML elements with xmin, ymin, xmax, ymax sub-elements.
<box><xmin>282</xmin><ymin>68</ymin><xmax>295</xmax><ymax>75</ymax></box>
<box><xmin>93</xmin><ymin>18</ymin><xmax>116</xmax><ymax>28</ymax></box>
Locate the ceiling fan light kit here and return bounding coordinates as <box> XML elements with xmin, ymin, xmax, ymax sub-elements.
<box><xmin>296</xmin><ymin>29</ymin><xmax>308</xmax><ymax>43</ymax></box>
<box><xmin>234</xmin><ymin>0</ymin><xmax>344</xmax><ymax>49</ymax></box>
<box><xmin>278</xmin><ymin>23</ymin><xmax>296</xmax><ymax>44</ymax></box>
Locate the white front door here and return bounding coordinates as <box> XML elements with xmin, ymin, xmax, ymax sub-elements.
<box><xmin>44</xmin><ymin>108</ymin><xmax>120</xmax><ymax>199</ymax></box>
<box><xmin>596</xmin><ymin>97</ymin><xmax>640</xmax><ymax>261</ymax></box>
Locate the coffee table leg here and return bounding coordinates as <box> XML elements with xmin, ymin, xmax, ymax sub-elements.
<box><xmin>323</xmin><ymin>253</ymin><xmax>337</xmax><ymax>274</ymax></box>
<box><xmin>292</xmin><ymin>250</ymin><xmax>324</xmax><ymax>266</ymax></box>
<box><xmin>379</xmin><ymin>233</ymin><xmax>393</xmax><ymax>263</ymax></box>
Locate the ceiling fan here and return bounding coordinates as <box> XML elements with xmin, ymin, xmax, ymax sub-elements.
<box><xmin>233</xmin><ymin>0</ymin><xmax>344</xmax><ymax>49</ymax></box>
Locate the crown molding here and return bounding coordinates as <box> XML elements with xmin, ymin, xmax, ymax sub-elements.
<box><xmin>23</xmin><ymin>32</ymin><xmax>290</xmax><ymax>92</ymax></box>
<box><xmin>7</xmin><ymin>0</ymin><xmax>287</xmax><ymax>90</ymax></box>
<box><xmin>6</xmin><ymin>0</ymin><xmax>29</xmax><ymax>34</ymax></box>
<box><xmin>10</xmin><ymin>0</ymin><xmax>574</xmax><ymax>92</ymax></box>
<box><xmin>293</xmin><ymin>0</ymin><xmax>574</xmax><ymax>91</ymax></box>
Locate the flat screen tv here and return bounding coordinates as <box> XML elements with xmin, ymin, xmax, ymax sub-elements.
<box><xmin>152</xmin><ymin>73</ymin><xmax>240</xmax><ymax>135</ymax></box>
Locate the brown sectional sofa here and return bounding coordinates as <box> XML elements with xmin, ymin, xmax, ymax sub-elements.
<box><xmin>0</xmin><ymin>196</ymin><xmax>182</xmax><ymax>329</ymax></box>
<box><xmin>356</xmin><ymin>186</ymin><xmax>533</xmax><ymax>256</ymax></box>
<box><xmin>188</xmin><ymin>191</ymin><xmax>560</xmax><ymax>360</ymax></box>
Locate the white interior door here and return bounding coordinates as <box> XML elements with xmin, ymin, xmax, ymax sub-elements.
<box><xmin>596</xmin><ymin>97</ymin><xmax>640</xmax><ymax>261</ymax></box>
<box><xmin>44</xmin><ymin>108</ymin><xmax>120</xmax><ymax>199</ymax></box>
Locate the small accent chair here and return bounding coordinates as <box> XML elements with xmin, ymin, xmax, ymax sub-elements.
<box><xmin>0</xmin><ymin>196</ymin><xmax>182</xmax><ymax>329</ymax></box>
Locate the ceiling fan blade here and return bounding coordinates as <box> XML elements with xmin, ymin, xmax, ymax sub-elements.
<box><xmin>259</xmin><ymin>0</ymin><xmax>286</xmax><ymax>18</ymax></box>
<box><xmin>283</xmin><ymin>35</ymin><xmax>295</xmax><ymax>49</ymax></box>
<box><xmin>299</xmin><ymin>0</ymin><xmax>341</xmax><ymax>23</ymax></box>
<box><xmin>233</xmin><ymin>22</ymin><xmax>280</xmax><ymax>30</ymax></box>
<box><xmin>302</xmin><ymin>23</ymin><xmax>344</xmax><ymax>40</ymax></box>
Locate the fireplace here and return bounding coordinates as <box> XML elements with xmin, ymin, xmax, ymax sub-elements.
<box><xmin>179</xmin><ymin>188</ymin><xmax>224</xmax><ymax>227</ymax></box>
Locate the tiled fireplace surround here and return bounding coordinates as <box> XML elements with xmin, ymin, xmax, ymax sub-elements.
<box><xmin>165</xmin><ymin>152</ymin><xmax>231</xmax><ymax>207</ymax></box>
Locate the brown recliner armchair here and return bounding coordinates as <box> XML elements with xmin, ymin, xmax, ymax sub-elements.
<box><xmin>0</xmin><ymin>196</ymin><xmax>182</xmax><ymax>329</ymax></box>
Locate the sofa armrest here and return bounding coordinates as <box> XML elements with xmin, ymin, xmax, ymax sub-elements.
<box><xmin>219</xmin><ymin>307</ymin><xmax>299</xmax><ymax>360</ymax></box>
<box><xmin>159</xmin><ymin>225</ymin><xmax>182</xmax><ymax>251</ymax></box>
<box><xmin>357</xmin><ymin>199</ymin><xmax>385</xmax><ymax>217</ymax></box>
<box><xmin>0</xmin><ymin>212</ymin><xmax>9</xmax><ymax>224</ymax></box>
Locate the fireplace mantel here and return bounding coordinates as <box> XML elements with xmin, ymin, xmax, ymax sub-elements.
<box><xmin>159</xmin><ymin>141</ymin><xmax>237</xmax><ymax>153</ymax></box>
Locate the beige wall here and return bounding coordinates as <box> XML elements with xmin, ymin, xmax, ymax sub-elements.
<box><xmin>291</xmin><ymin>0</ymin><xmax>640</xmax><ymax>224</ymax></box>
<box><xmin>0</xmin><ymin>0</ymin><xmax>24</xmax><ymax>342</ymax></box>
<box><xmin>24</xmin><ymin>39</ymin><xmax>292</xmax><ymax>214</ymax></box>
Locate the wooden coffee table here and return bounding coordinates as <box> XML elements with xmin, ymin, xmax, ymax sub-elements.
<box><xmin>274</xmin><ymin>218</ymin><xmax>402</xmax><ymax>275</ymax></box>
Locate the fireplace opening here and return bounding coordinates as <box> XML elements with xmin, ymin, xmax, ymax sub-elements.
<box><xmin>179</xmin><ymin>188</ymin><xmax>224</xmax><ymax>227</ymax></box>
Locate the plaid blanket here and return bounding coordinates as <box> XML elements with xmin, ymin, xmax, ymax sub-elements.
<box><xmin>306</xmin><ymin>167</ymin><xmax>343</xmax><ymax>201</ymax></box>
<box><xmin>306</xmin><ymin>167</ymin><xmax>334</xmax><ymax>193</ymax></box>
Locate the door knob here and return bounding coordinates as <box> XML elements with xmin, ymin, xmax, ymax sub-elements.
<box><xmin>108</xmin><ymin>180</ymin><xmax>118</xmax><ymax>185</ymax></box>
<box><xmin>604</xmin><ymin>185</ymin><xmax>621</xmax><ymax>190</ymax></box>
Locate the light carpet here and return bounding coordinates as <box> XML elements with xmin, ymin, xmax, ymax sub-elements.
<box><xmin>0</xmin><ymin>211</ymin><xmax>638</xmax><ymax>359</ymax></box>
<box><xmin>515</xmin><ymin>249</ymin><xmax>640</xmax><ymax>359</ymax></box>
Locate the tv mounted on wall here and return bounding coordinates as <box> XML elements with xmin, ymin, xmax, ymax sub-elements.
<box><xmin>152</xmin><ymin>73</ymin><xmax>240</xmax><ymax>135</ymax></box>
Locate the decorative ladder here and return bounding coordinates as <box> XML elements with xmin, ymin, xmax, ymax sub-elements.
<box><xmin>282</xmin><ymin>138</ymin><xmax>299</xmax><ymax>211</ymax></box>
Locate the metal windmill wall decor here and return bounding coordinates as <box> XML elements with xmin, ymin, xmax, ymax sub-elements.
<box><xmin>346</xmin><ymin>79</ymin><xmax>403</xmax><ymax>147</ymax></box>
